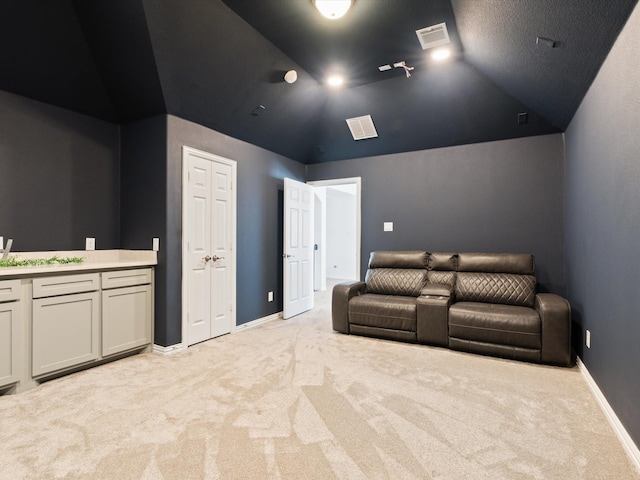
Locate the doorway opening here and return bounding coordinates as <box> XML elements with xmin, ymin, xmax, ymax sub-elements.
<box><xmin>282</xmin><ymin>176</ymin><xmax>361</xmax><ymax>319</ymax></box>
<box><xmin>309</xmin><ymin>177</ymin><xmax>361</xmax><ymax>291</ymax></box>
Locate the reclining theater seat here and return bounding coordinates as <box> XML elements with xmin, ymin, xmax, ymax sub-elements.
<box><xmin>448</xmin><ymin>253</ymin><xmax>571</xmax><ymax>366</ymax></box>
<box><xmin>332</xmin><ymin>251</ymin><xmax>429</xmax><ymax>342</ymax></box>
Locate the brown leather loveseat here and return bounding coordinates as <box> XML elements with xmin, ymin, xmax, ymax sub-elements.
<box><xmin>332</xmin><ymin>251</ymin><xmax>572</xmax><ymax>366</ymax></box>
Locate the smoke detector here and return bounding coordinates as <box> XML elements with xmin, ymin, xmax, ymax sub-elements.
<box><xmin>416</xmin><ymin>23</ymin><xmax>450</xmax><ymax>50</ymax></box>
<box><xmin>346</xmin><ymin>115</ymin><xmax>378</xmax><ymax>140</ymax></box>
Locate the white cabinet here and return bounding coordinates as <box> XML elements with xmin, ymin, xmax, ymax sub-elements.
<box><xmin>32</xmin><ymin>274</ymin><xmax>100</xmax><ymax>377</ymax></box>
<box><xmin>101</xmin><ymin>269</ymin><xmax>152</xmax><ymax>357</ymax></box>
<box><xmin>0</xmin><ymin>280</ymin><xmax>21</xmax><ymax>389</ymax></box>
<box><xmin>0</xmin><ymin>264</ymin><xmax>154</xmax><ymax>393</ymax></box>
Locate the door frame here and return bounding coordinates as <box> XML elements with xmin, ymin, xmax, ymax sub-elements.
<box><xmin>181</xmin><ymin>146</ymin><xmax>237</xmax><ymax>347</ymax></box>
<box><xmin>308</xmin><ymin>177</ymin><xmax>362</xmax><ymax>282</ymax></box>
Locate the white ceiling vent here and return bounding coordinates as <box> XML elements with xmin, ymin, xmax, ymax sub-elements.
<box><xmin>416</xmin><ymin>22</ymin><xmax>450</xmax><ymax>50</ymax></box>
<box><xmin>346</xmin><ymin>115</ymin><xmax>378</xmax><ymax>140</ymax></box>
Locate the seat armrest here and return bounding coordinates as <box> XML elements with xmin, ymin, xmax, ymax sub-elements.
<box><xmin>332</xmin><ymin>281</ymin><xmax>366</xmax><ymax>333</ymax></box>
<box><xmin>417</xmin><ymin>283</ymin><xmax>452</xmax><ymax>346</ymax></box>
<box><xmin>420</xmin><ymin>283</ymin><xmax>453</xmax><ymax>298</ymax></box>
<box><xmin>536</xmin><ymin>293</ymin><xmax>572</xmax><ymax>366</ymax></box>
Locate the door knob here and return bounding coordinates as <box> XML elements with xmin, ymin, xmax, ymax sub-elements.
<box><xmin>212</xmin><ymin>255</ymin><xmax>225</xmax><ymax>261</ymax></box>
<box><xmin>283</xmin><ymin>254</ymin><xmax>294</xmax><ymax>258</ymax></box>
<box><xmin>203</xmin><ymin>255</ymin><xmax>212</xmax><ymax>262</ymax></box>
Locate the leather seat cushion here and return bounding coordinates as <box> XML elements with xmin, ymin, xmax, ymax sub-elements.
<box><xmin>349</xmin><ymin>294</ymin><xmax>417</xmax><ymax>331</ymax></box>
<box><xmin>449</xmin><ymin>302</ymin><xmax>541</xmax><ymax>349</ymax></box>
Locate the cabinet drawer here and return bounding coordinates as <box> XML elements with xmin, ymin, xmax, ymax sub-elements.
<box><xmin>102</xmin><ymin>268</ymin><xmax>152</xmax><ymax>289</ymax></box>
<box><xmin>33</xmin><ymin>273</ymin><xmax>100</xmax><ymax>298</ymax></box>
<box><xmin>0</xmin><ymin>279</ymin><xmax>20</xmax><ymax>303</ymax></box>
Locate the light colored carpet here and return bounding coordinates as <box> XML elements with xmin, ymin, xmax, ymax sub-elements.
<box><xmin>1</xmin><ymin>286</ymin><xmax>638</xmax><ymax>479</ymax></box>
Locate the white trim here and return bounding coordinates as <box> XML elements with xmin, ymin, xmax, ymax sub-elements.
<box><xmin>308</xmin><ymin>177</ymin><xmax>362</xmax><ymax>280</ymax></box>
<box><xmin>153</xmin><ymin>343</ymin><xmax>187</xmax><ymax>356</ymax></box>
<box><xmin>577</xmin><ymin>357</ymin><xmax>640</xmax><ymax>473</ymax></box>
<box><xmin>233</xmin><ymin>312</ymin><xmax>282</xmax><ymax>333</ymax></box>
<box><xmin>181</xmin><ymin>146</ymin><xmax>237</xmax><ymax>348</ymax></box>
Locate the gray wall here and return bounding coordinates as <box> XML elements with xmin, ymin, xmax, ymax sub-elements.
<box><xmin>121</xmin><ymin>115</ymin><xmax>306</xmax><ymax>347</ymax></box>
<box><xmin>165</xmin><ymin>115</ymin><xmax>305</xmax><ymax>343</ymax></box>
<box><xmin>564</xmin><ymin>3</ymin><xmax>640</xmax><ymax>446</ymax></box>
<box><xmin>120</xmin><ymin>116</ymin><xmax>168</xmax><ymax>344</ymax></box>
<box><xmin>307</xmin><ymin>134</ymin><xmax>566</xmax><ymax>294</ymax></box>
<box><xmin>0</xmin><ymin>90</ymin><xmax>120</xmax><ymax>251</ymax></box>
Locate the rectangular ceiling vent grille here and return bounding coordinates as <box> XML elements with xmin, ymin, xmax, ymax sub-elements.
<box><xmin>416</xmin><ymin>22</ymin><xmax>450</xmax><ymax>50</ymax></box>
<box><xmin>346</xmin><ymin>115</ymin><xmax>378</xmax><ymax>140</ymax></box>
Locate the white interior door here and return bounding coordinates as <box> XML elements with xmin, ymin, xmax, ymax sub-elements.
<box><xmin>210</xmin><ymin>161</ymin><xmax>233</xmax><ymax>338</ymax></box>
<box><xmin>284</xmin><ymin>178</ymin><xmax>314</xmax><ymax>319</ymax></box>
<box><xmin>184</xmin><ymin>147</ymin><xmax>236</xmax><ymax>346</ymax></box>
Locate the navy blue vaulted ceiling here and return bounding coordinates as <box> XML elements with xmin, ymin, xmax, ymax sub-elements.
<box><xmin>0</xmin><ymin>0</ymin><xmax>637</xmax><ymax>163</ymax></box>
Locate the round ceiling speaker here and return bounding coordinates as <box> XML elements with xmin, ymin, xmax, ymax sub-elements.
<box><xmin>284</xmin><ymin>70</ymin><xmax>298</xmax><ymax>84</ymax></box>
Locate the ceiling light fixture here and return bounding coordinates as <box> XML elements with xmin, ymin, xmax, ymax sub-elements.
<box><xmin>431</xmin><ymin>48</ymin><xmax>451</xmax><ymax>61</ymax></box>
<box><xmin>327</xmin><ymin>75</ymin><xmax>344</xmax><ymax>87</ymax></box>
<box><xmin>393</xmin><ymin>61</ymin><xmax>414</xmax><ymax>78</ymax></box>
<box><xmin>314</xmin><ymin>0</ymin><xmax>352</xmax><ymax>20</ymax></box>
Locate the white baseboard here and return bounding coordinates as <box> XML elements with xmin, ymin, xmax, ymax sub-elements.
<box><xmin>577</xmin><ymin>357</ymin><xmax>640</xmax><ymax>473</ymax></box>
<box><xmin>233</xmin><ymin>312</ymin><xmax>282</xmax><ymax>332</ymax></box>
<box><xmin>153</xmin><ymin>313</ymin><xmax>282</xmax><ymax>354</ymax></box>
<box><xmin>153</xmin><ymin>343</ymin><xmax>187</xmax><ymax>356</ymax></box>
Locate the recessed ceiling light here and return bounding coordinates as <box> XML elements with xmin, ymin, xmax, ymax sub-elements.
<box><xmin>314</xmin><ymin>0</ymin><xmax>352</xmax><ymax>20</ymax></box>
<box><xmin>431</xmin><ymin>48</ymin><xmax>451</xmax><ymax>61</ymax></box>
<box><xmin>327</xmin><ymin>75</ymin><xmax>344</xmax><ymax>87</ymax></box>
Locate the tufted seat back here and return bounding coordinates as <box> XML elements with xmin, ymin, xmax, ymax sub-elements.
<box><xmin>365</xmin><ymin>251</ymin><xmax>428</xmax><ymax>297</ymax></box>
<box><xmin>455</xmin><ymin>253</ymin><xmax>536</xmax><ymax>307</ymax></box>
<box><xmin>427</xmin><ymin>252</ymin><xmax>458</xmax><ymax>287</ymax></box>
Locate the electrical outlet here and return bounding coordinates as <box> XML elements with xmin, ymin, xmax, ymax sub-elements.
<box><xmin>85</xmin><ymin>237</ymin><xmax>96</xmax><ymax>250</ymax></box>
<box><xmin>384</xmin><ymin>222</ymin><xmax>393</xmax><ymax>232</ymax></box>
<box><xmin>268</xmin><ymin>291</ymin><xmax>274</xmax><ymax>302</ymax></box>
<box><xmin>586</xmin><ymin>329</ymin><xmax>591</xmax><ymax>348</ymax></box>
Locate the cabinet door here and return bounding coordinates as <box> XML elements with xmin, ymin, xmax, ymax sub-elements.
<box><xmin>102</xmin><ymin>285</ymin><xmax>152</xmax><ymax>357</ymax></box>
<box><xmin>0</xmin><ymin>301</ymin><xmax>20</xmax><ymax>388</ymax></box>
<box><xmin>32</xmin><ymin>291</ymin><xmax>100</xmax><ymax>377</ymax></box>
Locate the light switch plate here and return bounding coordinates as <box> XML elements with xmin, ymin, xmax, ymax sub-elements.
<box><xmin>268</xmin><ymin>291</ymin><xmax>274</xmax><ymax>302</ymax></box>
<box><xmin>0</xmin><ymin>236</ymin><xmax>3</xmax><ymax>250</ymax></box>
<box><xmin>384</xmin><ymin>222</ymin><xmax>394</xmax><ymax>232</ymax></box>
<box><xmin>85</xmin><ymin>237</ymin><xmax>96</xmax><ymax>251</ymax></box>
<box><xmin>153</xmin><ymin>238</ymin><xmax>160</xmax><ymax>251</ymax></box>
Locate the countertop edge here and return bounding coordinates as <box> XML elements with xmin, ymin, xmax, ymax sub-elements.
<box><xmin>0</xmin><ymin>250</ymin><xmax>157</xmax><ymax>279</ymax></box>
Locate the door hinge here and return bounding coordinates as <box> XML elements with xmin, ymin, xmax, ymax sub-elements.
<box><xmin>230</xmin><ymin>303</ymin><xmax>233</xmax><ymax>312</ymax></box>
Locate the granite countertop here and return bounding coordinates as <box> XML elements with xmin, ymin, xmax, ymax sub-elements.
<box><xmin>0</xmin><ymin>250</ymin><xmax>157</xmax><ymax>278</ymax></box>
